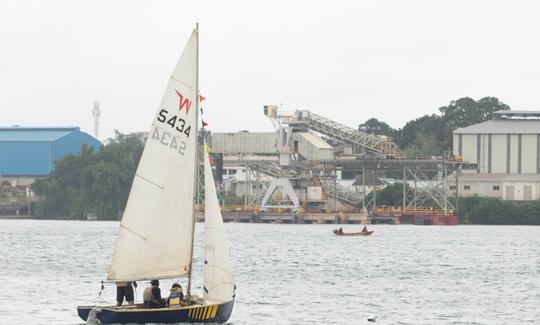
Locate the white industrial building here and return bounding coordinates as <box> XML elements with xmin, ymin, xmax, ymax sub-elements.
<box><xmin>210</xmin><ymin>131</ymin><xmax>333</xmax><ymax>160</ymax></box>
<box><xmin>451</xmin><ymin>174</ymin><xmax>540</xmax><ymax>200</ymax></box>
<box><xmin>453</xmin><ymin>110</ymin><xmax>540</xmax><ymax>200</ymax></box>
<box><xmin>211</xmin><ymin>132</ymin><xmax>277</xmax><ymax>154</ymax></box>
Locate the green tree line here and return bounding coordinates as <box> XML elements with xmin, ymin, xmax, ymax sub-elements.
<box><xmin>370</xmin><ymin>183</ymin><xmax>540</xmax><ymax>225</ymax></box>
<box><xmin>32</xmin><ymin>132</ymin><xmax>144</xmax><ymax>220</ymax></box>
<box><xmin>458</xmin><ymin>197</ymin><xmax>540</xmax><ymax>225</ymax></box>
<box><xmin>358</xmin><ymin>96</ymin><xmax>509</xmax><ymax>157</ymax></box>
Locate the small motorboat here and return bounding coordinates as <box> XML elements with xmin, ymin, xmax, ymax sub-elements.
<box><xmin>333</xmin><ymin>228</ymin><xmax>374</xmax><ymax>236</ymax></box>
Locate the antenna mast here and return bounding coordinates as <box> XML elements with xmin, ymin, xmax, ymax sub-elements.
<box><xmin>92</xmin><ymin>101</ymin><xmax>101</xmax><ymax>139</ymax></box>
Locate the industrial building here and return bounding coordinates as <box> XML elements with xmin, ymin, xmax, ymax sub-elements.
<box><xmin>454</xmin><ymin>110</ymin><xmax>540</xmax><ymax>174</ymax></box>
<box><xmin>452</xmin><ymin>173</ymin><xmax>540</xmax><ymax>200</ymax></box>
<box><xmin>202</xmin><ymin>107</ymin><xmax>465</xmax><ymax>225</ymax></box>
<box><xmin>211</xmin><ymin>132</ymin><xmax>276</xmax><ymax>154</ymax></box>
<box><xmin>0</xmin><ymin>126</ymin><xmax>100</xmax><ymax>215</ymax></box>
<box><xmin>210</xmin><ymin>131</ymin><xmax>333</xmax><ymax>160</ymax></box>
<box><xmin>453</xmin><ymin>110</ymin><xmax>540</xmax><ymax>200</ymax></box>
<box><xmin>0</xmin><ymin>126</ymin><xmax>101</xmax><ymax>181</ymax></box>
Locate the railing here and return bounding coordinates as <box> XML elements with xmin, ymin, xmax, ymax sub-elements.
<box><xmin>285</xmin><ymin>110</ymin><xmax>402</xmax><ymax>158</ymax></box>
<box><xmin>372</xmin><ymin>206</ymin><xmax>454</xmax><ymax>216</ymax></box>
<box><xmin>320</xmin><ymin>177</ymin><xmax>364</xmax><ymax>206</ymax></box>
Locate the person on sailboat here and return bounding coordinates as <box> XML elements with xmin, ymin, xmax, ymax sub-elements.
<box><xmin>143</xmin><ymin>279</ymin><xmax>165</xmax><ymax>308</ymax></box>
<box><xmin>115</xmin><ymin>281</ymin><xmax>135</xmax><ymax>306</ymax></box>
<box><xmin>167</xmin><ymin>283</ymin><xmax>185</xmax><ymax>308</ymax></box>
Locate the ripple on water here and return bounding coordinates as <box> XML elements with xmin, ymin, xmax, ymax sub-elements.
<box><xmin>0</xmin><ymin>221</ymin><xmax>539</xmax><ymax>324</ymax></box>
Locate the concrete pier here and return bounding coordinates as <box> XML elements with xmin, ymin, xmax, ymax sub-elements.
<box><xmin>196</xmin><ymin>211</ymin><xmax>369</xmax><ymax>224</ymax></box>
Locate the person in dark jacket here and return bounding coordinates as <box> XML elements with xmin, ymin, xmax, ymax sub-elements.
<box><xmin>143</xmin><ymin>279</ymin><xmax>165</xmax><ymax>308</ymax></box>
<box><xmin>116</xmin><ymin>281</ymin><xmax>135</xmax><ymax>306</ymax></box>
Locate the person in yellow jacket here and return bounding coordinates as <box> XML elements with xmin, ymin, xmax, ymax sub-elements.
<box><xmin>167</xmin><ymin>283</ymin><xmax>185</xmax><ymax>308</ymax></box>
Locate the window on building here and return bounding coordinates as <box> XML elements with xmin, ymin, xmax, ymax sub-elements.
<box><xmin>450</xmin><ymin>185</ymin><xmax>456</xmax><ymax>190</ymax></box>
<box><xmin>506</xmin><ymin>185</ymin><xmax>515</xmax><ymax>200</ymax></box>
<box><xmin>228</xmin><ymin>169</ymin><xmax>237</xmax><ymax>175</ymax></box>
<box><xmin>524</xmin><ymin>185</ymin><xmax>533</xmax><ymax>200</ymax></box>
<box><xmin>464</xmin><ymin>185</ymin><xmax>471</xmax><ymax>190</ymax></box>
<box><xmin>493</xmin><ymin>186</ymin><xmax>500</xmax><ymax>191</ymax></box>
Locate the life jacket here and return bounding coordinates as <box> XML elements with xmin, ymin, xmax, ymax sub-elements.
<box><xmin>168</xmin><ymin>287</ymin><xmax>183</xmax><ymax>307</ymax></box>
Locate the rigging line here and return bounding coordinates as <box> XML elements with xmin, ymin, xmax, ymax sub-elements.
<box><xmin>134</xmin><ymin>174</ymin><xmax>164</xmax><ymax>190</ymax></box>
<box><xmin>119</xmin><ymin>224</ymin><xmax>147</xmax><ymax>241</ymax></box>
<box><xmin>112</xmin><ymin>248</ymin><xmax>190</xmax><ymax>275</ymax></box>
<box><xmin>116</xmin><ymin>224</ymin><xmax>193</xmax><ymax>270</ymax></box>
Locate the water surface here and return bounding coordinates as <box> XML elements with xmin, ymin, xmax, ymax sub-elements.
<box><xmin>0</xmin><ymin>220</ymin><xmax>539</xmax><ymax>324</ymax></box>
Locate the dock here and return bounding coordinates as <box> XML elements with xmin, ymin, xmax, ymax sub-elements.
<box><xmin>196</xmin><ymin>211</ymin><xmax>368</xmax><ymax>224</ymax></box>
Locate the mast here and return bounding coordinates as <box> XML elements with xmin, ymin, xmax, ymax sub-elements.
<box><xmin>187</xmin><ymin>22</ymin><xmax>199</xmax><ymax>299</ymax></box>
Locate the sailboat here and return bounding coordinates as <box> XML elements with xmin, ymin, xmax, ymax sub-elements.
<box><xmin>77</xmin><ymin>25</ymin><xmax>235</xmax><ymax>324</ymax></box>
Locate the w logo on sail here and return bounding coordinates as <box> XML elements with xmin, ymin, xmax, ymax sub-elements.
<box><xmin>175</xmin><ymin>89</ymin><xmax>192</xmax><ymax>114</ymax></box>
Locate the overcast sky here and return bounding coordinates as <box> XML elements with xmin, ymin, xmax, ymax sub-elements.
<box><xmin>1</xmin><ymin>0</ymin><xmax>539</xmax><ymax>140</ymax></box>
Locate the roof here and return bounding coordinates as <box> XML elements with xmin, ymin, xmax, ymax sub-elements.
<box><xmin>297</xmin><ymin>132</ymin><xmax>333</xmax><ymax>149</ymax></box>
<box><xmin>457</xmin><ymin>173</ymin><xmax>540</xmax><ymax>182</ymax></box>
<box><xmin>494</xmin><ymin>110</ymin><xmax>540</xmax><ymax>119</ymax></box>
<box><xmin>454</xmin><ymin>119</ymin><xmax>540</xmax><ymax>134</ymax></box>
<box><xmin>0</xmin><ymin>127</ymin><xmax>79</xmax><ymax>142</ymax></box>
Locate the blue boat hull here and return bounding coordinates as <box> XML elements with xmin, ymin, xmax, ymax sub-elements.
<box><xmin>77</xmin><ymin>299</ymin><xmax>234</xmax><ymax>324</ymax></box>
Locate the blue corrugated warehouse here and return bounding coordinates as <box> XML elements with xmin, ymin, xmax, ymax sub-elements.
<box><xmin>0</xmin><ymin>127</ymin><xmax>101</xmax><ymax>176</ymax></box>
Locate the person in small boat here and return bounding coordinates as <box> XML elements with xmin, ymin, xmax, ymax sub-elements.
<box><xmin>338</xmin><ymin>227</ymin><xmax>343</xmax><ymax>234</ymax></box>
<box><xmin>362</xmin><ymin>225</ymin><xmax>368</xmax><ymax>233</ymax></box>
<box><xmin>167</xmin><ymin>283</ymin><xmax>186</xmax><ymax>308</ymax></box>
<box><xmin>143</xmin><ymin>279</ymin><xmax>166</xmax><ymax>308</ymax></box>
<box><xmin>116</xmin><ymin>281</ymin><xmax>135</xmax><ymax>306</ymax></box>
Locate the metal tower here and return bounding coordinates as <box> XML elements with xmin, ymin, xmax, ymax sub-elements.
<box><xmin>92</xmin><ymin>101</ymin><xmax>101</xmax><ymax>139</ymax></box>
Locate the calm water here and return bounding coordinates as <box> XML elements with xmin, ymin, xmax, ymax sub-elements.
<box><xmin>0</xmin><ymin>220</ymin><xmax>539</xmax><ymax>325</ymax></box>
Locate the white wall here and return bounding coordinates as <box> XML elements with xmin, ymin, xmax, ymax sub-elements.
<box><xmin>522</xmin><ymin>134</ymin><xmax>537</xmax><ymax>173</ymax></box>
<box><xmin>502</xmin><ymin>182</ymin><xmax>538</xmax><ymax>200</ymax></box>
<box><xmin>491</xmin><ymin>134</ymin><xmax>507</xmax><ymax>173</ymax></box>
<box><xmin>509</xmin><ymin>135</ymin><xmax>519</xmax><ymax>173</ymax></box>
<box><xmin>480</xmin><ymin>134</ymin><xmax>489</xmax><ymax>173</ymax></box>
<box><xmin>461</xmin><ymin>134</ymin><xmax>477</xmax><ymax>164</ymax></box>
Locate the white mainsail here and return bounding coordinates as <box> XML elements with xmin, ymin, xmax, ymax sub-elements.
<box><xmin>108</xmin><ymin>29</ymin><xmax>199</xmax><ymax>281</ymax></box>
<box><xmin>203</xmin><ymin>144</ymin><xmax>235</xmax><ymax>303</ymax></box>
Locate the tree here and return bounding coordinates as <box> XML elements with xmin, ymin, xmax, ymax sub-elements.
<box><xmin>391</xmin><ymin>97</ymin><xmax>510</xmax><ymax>157</ymax></box>
<box><xmin>402</xmin><ymin>133</ymin><xmax>442</xmax><ymax>158</ymax></box>
<box><xmin>396</xmin><ymin>114</ymin><xmax>445</xmax><ymax>155</ymax></box>
<box><xmin>439</xmin><ymin>96</ymin><xmax>509</xmax><ymax>129</ymax></box>
<box><xmin>367</xmin><ymin>182</ymin><xmax>409</xmax><ymax>206</ymax></box>
<box><xmin>33</xmin><ymin>132</ymin><xmax>144</xmax><ymax>219</ymax></box>
<box><xmin>358</xmin><ymin>118</ymin><xmax>395</xmax><ymax>137</ymax></box>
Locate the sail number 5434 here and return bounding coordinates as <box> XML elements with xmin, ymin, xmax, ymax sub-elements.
<box><xmin>157</xmin><ymin>109</ymin><xmax>191</xmax><ymax>138</ymax></box>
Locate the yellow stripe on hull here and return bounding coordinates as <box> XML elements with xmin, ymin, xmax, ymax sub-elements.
<box><xmin>211</xmin><ymin>305</ymin><xmax>218</xmax><ymax>318</ymax></box>
<box><xmin>187</xmin><ymin>305</ymin><xmax>217</xmax><ymax>320</ymax></box>
<box><xmin>204</xmin><ymin>305</ymin><xmax>212</xmax><ymax>319</ymax></box>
